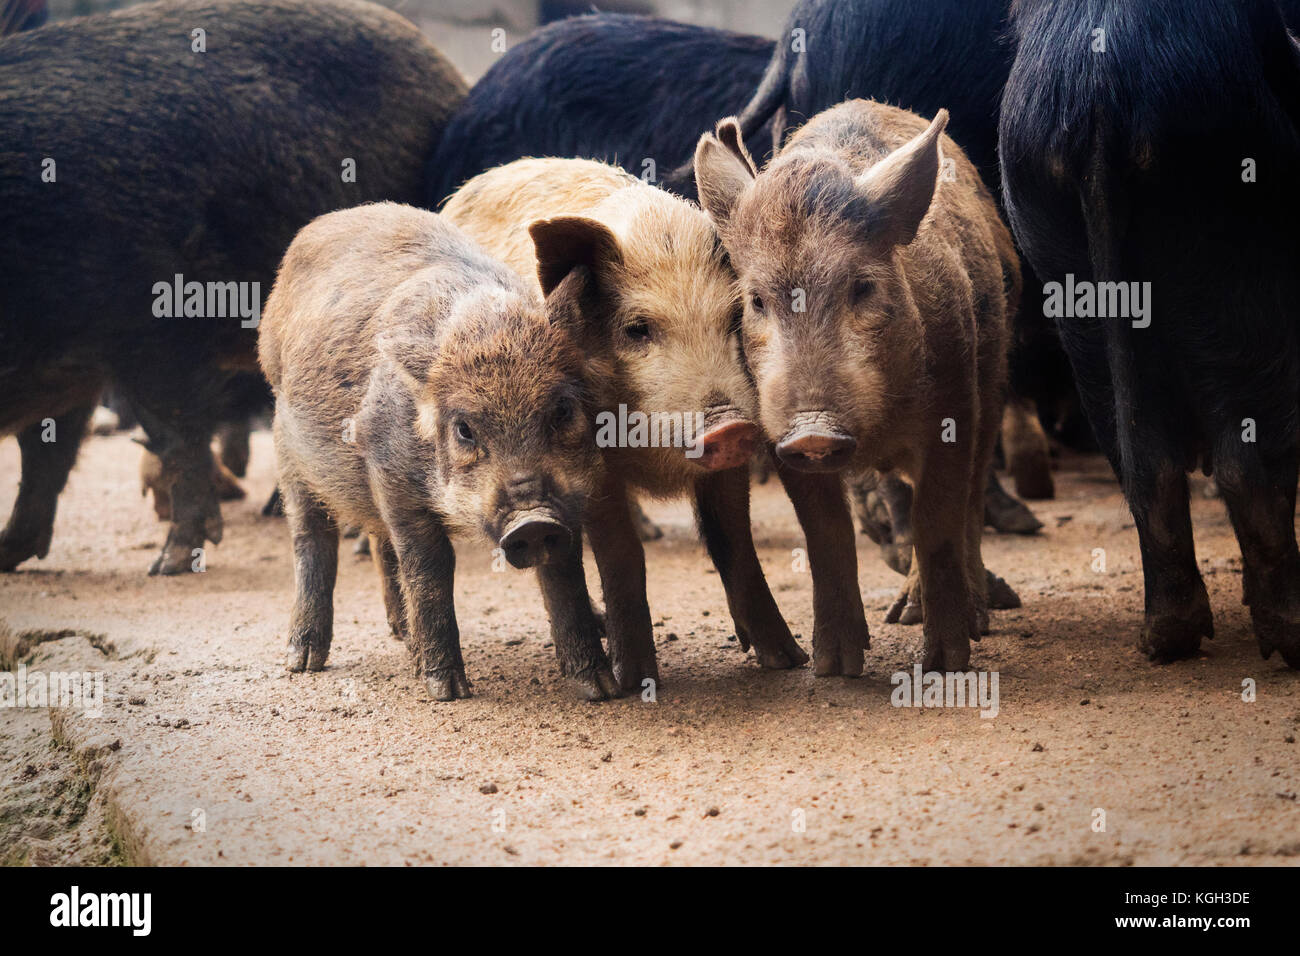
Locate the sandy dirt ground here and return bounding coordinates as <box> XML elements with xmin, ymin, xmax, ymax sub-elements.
<box><xmin>1</xmin><ymin>429</ymin><xmax>1298</xmax><ymax>866</ymax></box>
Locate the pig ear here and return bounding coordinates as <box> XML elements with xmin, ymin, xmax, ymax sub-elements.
<box><xmin>540</xmin><ymin>263</ymin><xmax>601</xmax><ymax>340</ymax></box>
<box><xmin>529</xmin><ymin>216</ymin><xmax>623</xmax><ymax>296</ymax></box>
<box><xmin>855</xmin><ymin>109</ymin><xmax>948</xmax><ymax>248</ymax></box>
<box><xmin>375</xmin><ymin>328</ymin><xmax>434</xmax><ymax>391</ymax></box>
<box><xmin>694</xmin><ymin>117</ymin><xmax>756</xmax><ymax>228</ymax></box>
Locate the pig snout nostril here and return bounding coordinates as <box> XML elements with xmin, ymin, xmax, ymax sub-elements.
<box><xmin>775</xmin><ymin>428</ymin><xmax>857</xmax><ymax>472</ymax></box>
<box><xmin>693</xmin><ymin>420</ymin><xmax>760</xmax><ymax>472</ymax></box>
<box><xmin>499</xmin><ymin>516</ymin><xmax>570</xmax><ymax>569</ymax></box>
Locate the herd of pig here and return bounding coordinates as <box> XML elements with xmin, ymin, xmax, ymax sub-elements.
<box><xmin>3</xmin><ymin>0</ymin><xmax>1300</xmax><ymax>704</ymax></box>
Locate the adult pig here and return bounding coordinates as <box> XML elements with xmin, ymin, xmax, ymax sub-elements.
<box><xmin>0</xmin><ymin>0</ymin><xmax>466</xmax><ymax>575</ymax></box>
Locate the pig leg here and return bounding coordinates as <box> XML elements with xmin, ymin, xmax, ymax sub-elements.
<box><xmin>370</xmin><ymin>533</ymin><xmax>407</xmax><ymax>642</ymax></box>
<box><xmin>1129</xmin><ymin>463</ymin><xmax>1211</xmax><ymax>663</ymax></box>
<box><xmin>695</xmin><ymin>468</ymin><xmax>808</xmax><ymax>669</ymax></box>
<box><xmin>0</xmin><ymin>404</ymin><xmax>94</xmax><ymax>571</ymax></box>
<box><xmin>776</xmin><ymin>461</ymin><xmax>869</xmax><ymax>677</ymax></box>
<box><xmin>1001</xmin><ymin>395</ymin><xmax>1055</xmax><ymax>499</ymax></box>
<box><xmin>280</xmin><ymin>476</ymin><xmax>339</xmax><ymax>673</ymax></box>
<box><xmin>215</xmin><ymin>418</ymin><xmax>251</xmax><ymax>478</ymax></box>
<box><xmin>1214</xmin><ymin>441</ymin><xmax>1300</xmax><ymax>667</ymax></box>
<box><xmin>145</xmin><ymin>438</ymin><xmax>223</xmax><ymax>576</ymax></box>
<box><xmin>386</xmin><ymin>515</ymin><xmax>468</xmax><ymax>700</ymax></box>
<box><xmin>535</xmin><ymin>539</ymin><xmax>620</xmax><ymax>701</ymax></box>
<box><xmin>630</xmin><ymin>499</ymin><xmax>663</xmax><ymax>541</ymax></box>
<box><xmin>912</xmin><ymin>457</ymin><xmax>980</xmax><ymax>672</ymax></box>
<box><xmin>984</xmin><ymin>465</ymin><xmax>1044</xmax><ymax>535</ymax></box>
<box><xmin>584</xmin><ymin>473</ymin><xmax>659</xmax><ymax>693</ymax></box>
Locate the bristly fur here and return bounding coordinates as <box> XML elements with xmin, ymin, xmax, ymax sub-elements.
<box><xmin>999</xmin><ymin>0</ymin><xmax>1300</xmax><ymax>667</ymax></box>
<box><xmin>424</xmin><ymin>12</ymin><xmax>774</xmax><ymax>204</ymax></box>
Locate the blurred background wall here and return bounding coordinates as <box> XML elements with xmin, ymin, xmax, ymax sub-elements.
<box><xmin>47</xmin><ymin>0</ymin><xmax>795</xmax><ymax>81</ymax></box>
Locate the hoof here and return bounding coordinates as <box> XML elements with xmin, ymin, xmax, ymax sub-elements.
<box><xmin>426</xmin><ymin>667</ymin><xmax>472</xmax><ymax>701</ymax></box>
<box><xmin>1009</xmin><ymin>456</ymin><xmax>1055</xmax><ymax>501</ymax></box>
<box><xmin>985</xmin><ymin>497</ymin><xmax>1043</xmax><ymax>535</ymax></box>
<box><xmin>921</xmin><ymin>636</ymin><xmax>971</xmax><ymax>672</ymax></box>
<box><xmin>1138</xmin><ymin>599</ymin><xmax>1213</xmax><ymax>663</ymax></box>
<box><xmin>612</xmin><ymin>655</ymin><xmax>658</xmax><ymax>695</ymax></box>
<box><xmin>148</xmin><ymin>546</ymin><xmax>199</xmax><ymax>576</ymax></box>
<box><xmin>0</xmin><ymin>531</ymin><xmax>47</xmax><ymax>572</ymax></box>
<box><xmin>812</xmin><ymin>623</ymin><xmax>868</xmax><ymax>677</ymax></box>
<box><xmin>1252</xmin><ymin>609</ymin><xmax>1300</xmax><ymax>669</ymax></box>
<box><xmin>570</xmin><ymin>664</ymin><xmax>622</xmax><ymax>701</ymax></box>
<box><xmin>885</xmin><ymin>589</ymin><xmax>924</xmax><ymax>626</ymax></box>
<box><xmin>753</xmin><ymin>637</ymin><xmax>810</xmax><ymax>670</ymax></box>
<box><xmin>987</xmin><ymin>571</ymin><xmax>1021</xmax><ymax>610</ymax></box>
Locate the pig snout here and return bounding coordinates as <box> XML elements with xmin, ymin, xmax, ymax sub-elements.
<box><xmin>692</xmin><ymin>418</ymin><xmax>759</xmax><ymax>471</ymax></box>
<box><xmin>776</xmin><ymin>414</ymin><xmax>858</xmax><ymax>472</ymax></box>
<box><xmin>499</xmin><ymin>510</ymin><xmax>571</xmax><ymax>569</ymax></box>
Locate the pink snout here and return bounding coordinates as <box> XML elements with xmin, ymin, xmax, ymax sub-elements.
<box><xmin>691</xmin><ymin>420</ymin><xmax>759</xmax><ymax>471</ymax></box>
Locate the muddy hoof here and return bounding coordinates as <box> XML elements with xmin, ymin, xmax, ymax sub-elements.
<box><xmin>1252</xmin><ymin>609</ymin><xmax>1300</xmax><ymax>668</ymax></box>
<box><xmin>570</xmin><ymin>664</ymin><xmax>622</xmax><ymax>701</ymax></box>
<box><xmin>611</xmin><ymin>653</ymin><xmax>657</xmax><ymax>695</ymax></box>
<box><xmin>426</xmin><ymin>667</ymin><xmax>472</xmax><ymax>701</ymax></box>
<box><xmin>987</xmin><ymin>571</ymin><xmax>1021</xmax><ymax>610</ymax></box>
<box><xmin>148</xmin><ymin>542</ymin><xmax>201</xmax><ymax>575</ymax></box>
<box><xmin>885</xmin><ymin>588</ymin><xmax>924</xmax><ymax>626</ymax></box>
<box><xmin>753</xmin><ymin>636</ymin><xmax>810</xmax><ymax>670</ymax></box>
<box><xmin>1138</xmin><ymin>600</ymin><xmax>1214</xmax><ymax>663</ymax></box>
<box><xmin>1009</xmin><ymin>456</ymin><xmax>1055</xmax><ymax>500</ymax></box>
<box><xmin>0</xmin><ymin>529</ymin><xmax>48</xmax><ymax>572</ymax></box>
<box><xmin>921</xmin><ymin>635</ymin><xmax>971</xmax><ymax>672</ymax></box>
<box><xmin>985</xmin><ymin>497</ymin><xmax>1043</xmax><ymax>535</ymax></box>
<box><xmin>812</xmin><ymin>621</ymin><xmax>868</xmax><ymax>677</ymax></box>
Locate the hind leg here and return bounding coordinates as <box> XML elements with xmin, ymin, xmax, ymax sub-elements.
<box><xmin>0</xmin><ymin>403</ymin><xmax>95</xmax><ymax>571</ymax></box>
<box><xmin>1002</xmin><ymin>395</ymin><xmax>1055</xmax><ymax>499</ymax></box>
<box><xmin>370</xmin><ymin>533</ymin><xmax>407</xmax><ymax>642</ymax></box>
<box><xmin>121</xmin><ymin>366</ymin><xmax>226</xmax><ymax>575</ymax></box>
<box><xmin>281</xmin><ymin>475</ymin><xmax>339</xmax><ymax>672</ymax></box>
<box><xmin>1131</xmin><ymin>462</ymin><xmax>1212</xmax><ymax>662</ymax></box>
<box><xmin>1215</xmin><ymin>441</ymin><xmax>1300</xmax><ymax>667</ymax></box>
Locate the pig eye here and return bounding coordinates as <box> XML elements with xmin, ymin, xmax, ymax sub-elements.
<box><xmin>851</xmin><ymin>279</ymin><xmax>875</xmax><ymax>303</ymax></box>
<box><xmin>750</xmin><ymin>293</ymin><xmax>765</xmax><ymax>312</ymax></box>
<box><xmin>454</xmin><ymin>420</ymin><xmax>475</xmax><ymax>446</ymax></box>
<box><xmin>553</xmin><ymin>398</ymin><xmax>575</xmax><ymax>428</ymax></box>
<box><xmin>624</xmin><ymin>318</ymin><xmax>652</xmax><ymax>342</ymax></box>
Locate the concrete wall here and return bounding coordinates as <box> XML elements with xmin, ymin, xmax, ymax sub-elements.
<box><xmin>45</xmin><ymin>0</ymin><xmax>795</xmax><ymax>81</ymax></box>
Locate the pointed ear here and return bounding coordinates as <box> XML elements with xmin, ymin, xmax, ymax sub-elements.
<box><xmin>855</xmin><ymin>108</ymin><xmax>948</xmax><ymax>248</ymax></box>
<box><xmin>528</xmin><ymin>216</ymin><xmax>622</xmax><ymax>296</ymax></box>
<box><xmin>694</xmin><ymin>117</ymin><xmax>756</xmax><ymax>228</ymax></box>
<box><xmin>375</xmin><ymin>328</ymin><xmax>433</xmax><ymax>392</ymax></box>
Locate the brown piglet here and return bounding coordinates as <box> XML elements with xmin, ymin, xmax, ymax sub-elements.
<box><xmin>696</xmin><ymin>101</ymin><xmax>1018</xmax><ymax>672</ymax></box>
<box><xmin>258</xmin><ymin>202</ymin><xmax>617</xmax><ymax>701</ymax></box>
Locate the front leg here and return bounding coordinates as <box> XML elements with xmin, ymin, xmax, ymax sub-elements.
<box><xmin>776</xmin><ymin>459</ymin><xmax>869</xmax><ymax>677</ymax></box>
<box><xmin>535</xmin><ymin>539</ymin><xmax>620</xmax><ymax>700</ymax></box>
<box><xmin>280</xmin><ymin>475</ymin><xmax>339</xmax><ymax>672</ymax></box>
<box><xmin>584</xmin><ymin>472</ymin><xmax>659</xmax><ymax>693</ymax></box>
<box><xmin>695</xmin><ymin>467</ymin><xmax>807</xmax><ymax>669</ymax></box>
<box><xmin>387</xmin><ymin>513</ymin><xmax>469</xmax><ymax>700</ymax></box>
